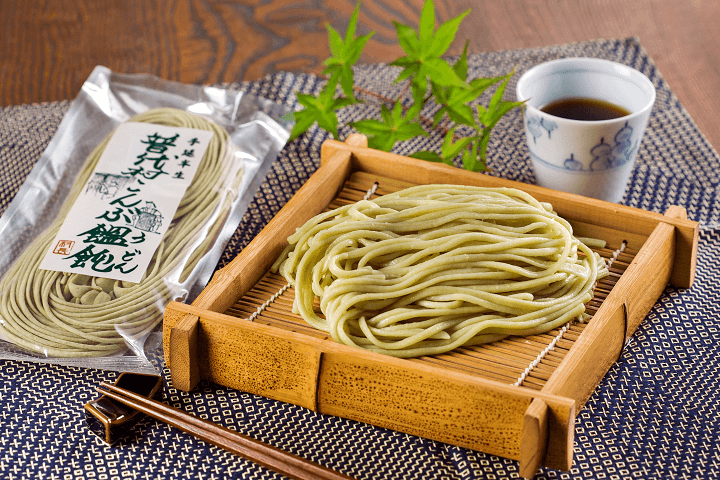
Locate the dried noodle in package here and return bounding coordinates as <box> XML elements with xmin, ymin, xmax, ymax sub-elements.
<box><xmin>0</xmin><ymin>66</ymin><xmax>291</xmax><ymax>373</ymax></box>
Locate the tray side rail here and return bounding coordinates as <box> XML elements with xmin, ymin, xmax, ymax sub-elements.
<box><xmin>540</xmin><ymin>204</ymin><xmax>697</xmax><ymax>413</ymax></box>
<box><xmin>163</xmin><ymin>302</ymin><xmax>575</xmax><ymax>470</ymax></box>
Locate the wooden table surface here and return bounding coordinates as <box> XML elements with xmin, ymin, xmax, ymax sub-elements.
<box><xmin>2</xmin><ymin>0</ymin><xmax>719</xmax><ymax>151</ymax></box>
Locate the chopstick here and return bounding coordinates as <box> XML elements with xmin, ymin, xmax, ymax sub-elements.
<box><xmin>97</xmin><ymin>382</ymin><xmax>354</xmax><ymax>480</ymax></box>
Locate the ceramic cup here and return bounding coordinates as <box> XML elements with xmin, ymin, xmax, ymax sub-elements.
<box><xmin>516</xmin><ymin>58</ymin><xmax>656</xmax><ymax>203</ymax></box>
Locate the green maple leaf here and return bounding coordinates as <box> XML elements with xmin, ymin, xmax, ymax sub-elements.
<box><xmin>441</xmin><ymin>127</ymin><xmax>473</xmax><ymax>161</ymax></box>
<box><xmin>475</xmin><ymin>69</ymin><xmax>525</xmax><ymax>163</ymax></box>
<box><xmin>433</xmin><ymin>50</ymin><xmax>506</xmax><ymax>130</ymax></box>
<box><xmin>350</xmin><ymin>101</ymin><xmax>425</xmax><ymax>151</ymax></box>
<box><xmin>288</xmin><ymin>71</ymin><xmax>356</xmax><ymax>141</ymax></box>
<box><xmin>288</xmin><ymin>3</ymin><xmax>372</xmax><ymax>143</ymax></box>
<box><xmin>432</xmin><ymin>42</ymin><xmax>516</xmax><ymax>131</ymax></box>
<box><xmin>411</xmin><ymin>127</ymin><xmax>473</xmax><ymax>166</ymax></box>
<box><xmin>409</xmin><ymin>150</ymin><xmax>444</xmax><ymax>163</ymax></box>
<box><xmin>432</xmin><ymin>75</ymin><xmax>511</xmax><ymax>130</ymax></box>
<box><xmin>459</xmin><ymin>137</ymin><xmax>483</xmax><ymax>172</ymax></box>
<box><xmin>431</xmin><ymin>41</ymin><xmax>475</xmax><ymax>127</ymax></box>
<box><xmin>390</xmin><ymin>0</ymin><xmax>470</xmax><ymax>106</ymax></box>
<box><xmin>323</xmin><ymin>2</ymin><xmax>375</xmax><ymax>101</ymax></box>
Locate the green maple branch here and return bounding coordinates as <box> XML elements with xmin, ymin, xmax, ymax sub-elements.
<box><xmin>287</xmin><ymin>0</ymin><xmax>524</xmax><ymax>172</ymax></box>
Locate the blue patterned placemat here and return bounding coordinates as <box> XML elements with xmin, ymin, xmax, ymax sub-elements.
<box><xmin>2</xmin><ymin>37</ymin><xmax>720</xmax><ymax>479</ymax></box>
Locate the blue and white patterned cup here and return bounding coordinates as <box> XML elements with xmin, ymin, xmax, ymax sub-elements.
<box><xmin>516</xmin><ymin>58</ymin><xmax>655</xmax><ymax>203</ymax></box>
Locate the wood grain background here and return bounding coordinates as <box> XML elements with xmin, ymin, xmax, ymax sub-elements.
<box><xmin>2</xmin><ymin>0</ymin><xmax>719</xmax><ymax>149</ymax></box>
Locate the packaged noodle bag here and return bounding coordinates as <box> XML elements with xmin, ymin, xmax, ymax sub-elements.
<box><xmin>0</xmin><ymin>66</ymin><xmax>291</xmax><ymax>373</ymax></box>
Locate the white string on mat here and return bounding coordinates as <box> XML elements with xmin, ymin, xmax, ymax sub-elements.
<box><xmin>246</xmin><ymin>284</ymin><xmax>291</xmax><ymax>322</ymax></box>
<box><xmin>364</xmin><ymin>181</ymin><xmax>379</xmax><ymax>200</ymax></box>
<box><xmin>246</xmin><ymin>182</ymin><xmax>379</xmax><ymax>322</ymax></box>
<box><xmin>607</xmin><ymin>240</ymin><xmax>627</xmax><ymax>270</ymax></box>
<box><xmin>512</xmin><ymin>240</ymin><xmax>628</xmax><ymax>387</ymax></box>
<box><xmin>513</xmin><ymin>323</ymin><xmax>570</xmax><ymax>387</ymax></box>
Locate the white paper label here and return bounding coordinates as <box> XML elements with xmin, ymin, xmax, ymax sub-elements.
<box><xmin>40</xmin><ymin>122</ymin><xmax>214</xmax><ymax>283</ymax></box>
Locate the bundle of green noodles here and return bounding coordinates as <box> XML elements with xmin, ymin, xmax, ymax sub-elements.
<box><xmin>0</xmin><ymin>108</ymin><xmax>240</xmax><ymax>357</ymax></box>
<box><xmin>272</xmin><ymin>185</ymin><xmax>608</xmax><ymax>358</ymax></box>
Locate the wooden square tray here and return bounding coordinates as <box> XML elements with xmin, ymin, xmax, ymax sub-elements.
<box><xmin>162</xmin><ymin>135</ymin><xmax>698</xmax><ymax>478</ymax></box>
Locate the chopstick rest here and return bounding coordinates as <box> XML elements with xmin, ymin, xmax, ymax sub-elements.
<box><xmin>96</xmin><ymin>382</ymin><xmax>354</xmax><ymax>480</ymax></box>
<box><xmin>84</xmin><ymin>372</ymin><xmax>163</xmax><ymax>445</ymax></box>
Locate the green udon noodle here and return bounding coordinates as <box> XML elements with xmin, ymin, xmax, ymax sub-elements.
<box><xmin>273</xmin><ymin>185</ymin><xmax>609</xmax><ymax>358</ymax></box>
<box><xmin>0</xmin><ymin>108</ymin><xmax>239</xmax><ymax>357</ymax></box>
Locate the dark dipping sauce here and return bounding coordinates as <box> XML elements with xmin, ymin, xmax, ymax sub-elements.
<box><xmin>540</xmin><ymin>97</ymin><xmax>631</xmax><ymax>121</ymax></box>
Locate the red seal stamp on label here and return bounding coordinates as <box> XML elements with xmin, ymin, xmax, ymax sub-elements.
<box><xmin>53</xmin><ymin>240</ymin><xmax>75</xmax><ymax>255</ymax></box>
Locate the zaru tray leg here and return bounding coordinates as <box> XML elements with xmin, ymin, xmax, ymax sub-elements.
<box><xmin>520</xmin><ymin>398</ymin><xmax>551</xmax><ymax>478</ymax></box>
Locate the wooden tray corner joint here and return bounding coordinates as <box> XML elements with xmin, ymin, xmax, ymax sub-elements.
<box><xmin>162</xmin><ymin>136</ymin><xmax>699</xmax><ymax>477</ymax></box>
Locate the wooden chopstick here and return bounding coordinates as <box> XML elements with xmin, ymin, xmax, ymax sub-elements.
<box><xmin>97</xmin><ymin>382</ymin><xmax>354</xmax><ymax>480</ymax></box>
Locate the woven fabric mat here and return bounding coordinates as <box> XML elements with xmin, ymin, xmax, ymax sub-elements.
<box><xmin>2</xmin><ymin>37</ymin><xmax>720</xmax><ymax>479</ymax></box>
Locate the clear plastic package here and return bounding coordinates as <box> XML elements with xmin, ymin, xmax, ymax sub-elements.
<box><xmin>0</xmin><ymin>66</ymin><xmax>291</xmax><ymax>373</ymax></box>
